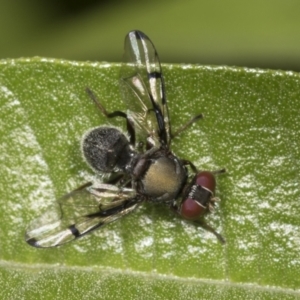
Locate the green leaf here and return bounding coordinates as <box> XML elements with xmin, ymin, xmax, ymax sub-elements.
<box><xmin>0</xmin><ymin>58</ymin><xmax>300</xmax><ymax>299</ymax></box>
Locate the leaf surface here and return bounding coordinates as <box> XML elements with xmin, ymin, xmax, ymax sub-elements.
<box><xmin>0</xmin><ymin>58</ymin><xmax>299</xmax><ymax>299</ymax></box>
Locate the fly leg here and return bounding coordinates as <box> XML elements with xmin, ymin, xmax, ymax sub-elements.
<box><xmin>193</xmin><ymin>219</ymin><xmax>226</xmax><ymax>244</ymax></box>
<box><xmin>181</xmin><ymin>159</ymin><xmax>198</xmax><ymax>173</ymax></box>
<box><xmin>86</xmin><ymin>87</ymin><xmax>136</xmax><ymax>146</ymax></box>
<box><xmin>171</xmin><ymin>114</ymin><xmax>203</xmax><ymax>140</ymax></box>
<box><xmin>169</xmin><ymin>201</ymin><xmax>225</xmax><ymax>244</ymax></box>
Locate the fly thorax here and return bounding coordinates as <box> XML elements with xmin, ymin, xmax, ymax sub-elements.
<box><xmin>141</xmin><ymin>156</ymin><xmax>186</xmax><ymax>200</ymax></box>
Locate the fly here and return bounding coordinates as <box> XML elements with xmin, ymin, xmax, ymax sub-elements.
<box><xmin>25</xmin><ymin>30</ymin><xmax>225</xmax><ymax>248</ymax></box>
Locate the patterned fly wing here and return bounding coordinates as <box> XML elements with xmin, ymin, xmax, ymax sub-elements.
<box><xmin>25</xmin><ymin>182</ymin><xmax>140</xmax><ymax>247</ymax></box>
<box><xmin>119</xmin><ymin>30</ymin><xmax>171</xmax><ymax>149</ymax></box>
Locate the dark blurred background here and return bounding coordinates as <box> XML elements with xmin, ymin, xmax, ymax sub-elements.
<box><xmin>1</xmin><ymin>0</ymin><xmax>300</xmax><ymax>71</ymax></box>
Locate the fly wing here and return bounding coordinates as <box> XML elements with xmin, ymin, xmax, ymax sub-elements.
<box><xmin>120</xmin><ymin>30</ymin><xmax>171</xmax><ymax>148</ymax></box>
<box><xmin>25</xmin><ymin>182</ymin><xmax>140</xmax><ymax>248</ymax></box>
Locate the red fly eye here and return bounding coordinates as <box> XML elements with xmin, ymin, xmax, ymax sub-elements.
<box><xmin>196</xmin><ymin>171</ymin><xmax>216</xmax><ymax>194</ymax></box>
<box><xmin>180</xmin><ymin>198</ymin><xmax>205</xmax><ymax>220</ymax></box>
